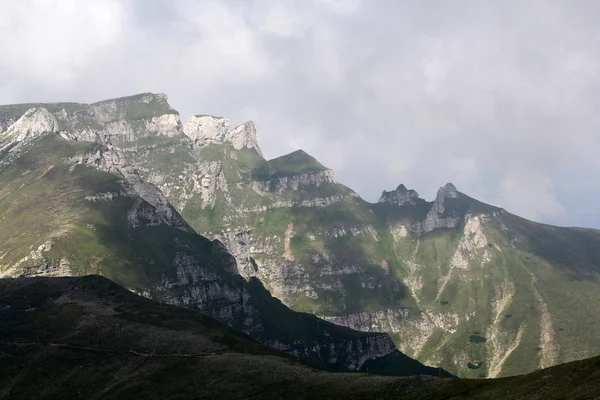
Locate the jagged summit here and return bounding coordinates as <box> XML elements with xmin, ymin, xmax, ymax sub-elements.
<box><xmin>4</xmin><ymin>92</ymin><xmax>600</xmax><ymax>381</ymax></box>
<box><xmin>380</xmin><ymin>182</ymin><xmax>460</xmax><ymax>208</ymax></box>
<box><xmin>379</xmin><ymin>184</ymin><xmax>420</xmax><ymax>206</ymax></box>
<box><xmin>438</xmin><ymin>182</ymin><xmax>458</xmax><ymax>198</ymax></box>
<box><xmin>183</xmin><ymin>115</ymin><xmax>262</xmax><ymax>156</ymax></box>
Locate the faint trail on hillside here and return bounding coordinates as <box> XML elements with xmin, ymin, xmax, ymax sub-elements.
<box><xmin>0</xmin><ymin>341</ymin><xmax>228</xmax><ymax>358</ymax></box>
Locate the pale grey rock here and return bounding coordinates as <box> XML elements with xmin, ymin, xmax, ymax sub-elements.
<box><xmin>390</xmin><ymin>224</ymin><xmax>409</xmax><ymax>239</ymax></box>
<box><xmin>421</xmin><ymin>183</ymin><xmax>461</xmax><ymax>233</ymax></box>
<box><xmin>85</xmin><ymin>192</ymin><xmax>118</xmax><ymax>201</ymax></box>
<box><xmin>183</xmin><ymin>115</ymin><xmax>263</xmax><ymax>155</ymax></box>
<box><xmin>379</xmin><ymin>184</ymin><xmax>420</xmax><ymax>206</ymax></box>
<box><xmin>183</xmin><ymin>115</ymin><xmax>230</xmax><ymax>145</ymax></box>
<box><xmin>0</xmin><ymin>93</ymin><xmax>451</xmax><ymax>376</ymax></box>
<box><xmin>227</xmin><ymin>121</ymin><xmax>263</xmax><ymax>156</ymax></box>
<box><xmin>69</xmin><ymin>141</ymin><xmax>193</xmax><ymax>232</ymax></box>
<box><xmin>6</xmin><ymin>108</ymin><xmax>59</xmax><ymax>142</ymax></box>
<box><xmin>144</xmin><ymin>114</ymin><xmax>183</xmax><ymax>137</ymax></box>
<box><xmin>324</xmin><ymin>224</ymin><xmax>379</xmax><ymax>240</ymax></box>
<box><xmin>252</xmin><ymin>170</ymin><xmax>336</xmax><ymax>193</ymax></box>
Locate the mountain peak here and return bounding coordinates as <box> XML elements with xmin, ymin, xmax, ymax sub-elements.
<box><xmin>379</xmin><ymin>183</ymin><xmax>420</xmax><ymax>206</ymax></box>
<box><xmin>229</xmin><ymin>121</ymin><xmax>262</xmax><ymax>157</ymax></box>
<box><xmin>437</xmin><ymin>182</ymin><xmax>458</xmax><ymax>199</ymax></box>
<box><xmin>183</xmin><ymin>116</ymin><xmax>262</xmax><ymax>155</ymax></box>
<box><xmin>268</xmin><ymin>149</ymin><xmax>326</xmax><ymax>170</ymax></box>
<box><xmin>252</xmin><ymin>148</ymin><xmax>330</xmax><ymax>180</ymax></box>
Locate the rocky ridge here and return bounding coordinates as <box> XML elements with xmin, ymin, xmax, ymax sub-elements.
<box><xmin>379</xmin><ymin>184</ymin><xmax>420</xmax><ymax>206</ymax></box>
<box><xmin>0</xmin><ymin>95</ymin><xmax>448</xmax><ymax>377</ymax></box>
<box><xmin>74</xmin><ymin>94</ymin><xmax>600</xmax><ymax>379</ymax></box>
<box><xmin>184</xmin><ymin>115</ymin><xmax>263</xmax><ymax>156</ymax></box>
<box><xmin>4</xmin><ymin>93</ymin><xmax>600</xmax><ymax>380</ymax></box>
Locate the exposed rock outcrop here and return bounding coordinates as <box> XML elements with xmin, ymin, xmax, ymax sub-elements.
<box><xmin>252</xmin><ymin>170</ymin><xmax>336</xmax><ymax>193</ymax></box>
<box><xmin>422</xmin><ymin>183</ymin><xmax>461</xmax><ymax>233</ymax></box>
<box><xmin>70</xmin><ymin>143</ymin><xmax>193</xmax><ymax>233</ymax></box>
<box><xmin>379</xmin><ymin>184</ymin><xmax>420</xmax><ymax>206</ymax></box>
<box><xmin>183</xmin><ymin>115</ymin><xmax>262</xmax><ymax>155</ymax></box>
<box><xmin>5</xmin><ymin>108</ymin><xmax>59</xmax><ymax>142</ymax></box>
<box><xmin>0</xmin><ymin>94</ymin><xmax>436</xmax><ymax>378</ymax></box>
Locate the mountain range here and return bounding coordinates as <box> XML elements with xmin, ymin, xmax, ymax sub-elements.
<box><xmin>0</xmin><ymin>94</ymin><xmax>446</xmax><ymax>378</ymax></box>
<box><xmin>1</xmin><ymin>93</ymin><xmax>600</xmax><ymax>382</ymax></box>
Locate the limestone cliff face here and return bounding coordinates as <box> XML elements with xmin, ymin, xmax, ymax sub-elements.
<box><xmin>184</xmin><ymin>115</ymin><xmax>229</xmax><ymax>145</ymax></box>
<box><xmin>5</xmin><ymin>108</ymin><xmax>59</xmax><ymax>141</ymax></box>
<box><xmin>5</xmin><ymin>93</ymin><xmax>600</xmax><ymax>380</ymax></box>
<box><xmin>124</xmin><ymin>110</ymin><xmax>600</xmax><ymax>381</ymax></box>
<box><xmin>184</xmin><ymin>115</ymin><xmax>263</xmax><ymax>156</ymax></box>
<box><xmin>69</xmin><ymin>140</ymin><xmax>193</xmax><ymax>233</ymax></box>
<box><xmin>421</xmin><ymin>183</ymin><xmax>461</xmax><ymax>233</ymax></box>
<box><xmin>252</xmin><ymin>169</ymin><xmax>336</xmax><ymax>193</ymax></box>
<box><xmin>379</xmin><ymin>184</ymin><xmax>420</xmax><ymax>206</ymax></box>
<box><xmin>0</xmin><ymin>94</ymin><xmax>435</xmax><ymax>377</ymax></box>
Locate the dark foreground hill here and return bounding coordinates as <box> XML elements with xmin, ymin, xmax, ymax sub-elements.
<box><xmin>0</xmin><ymin>276</ymin><xmax>598</xmax><ymax>400</ymax></box>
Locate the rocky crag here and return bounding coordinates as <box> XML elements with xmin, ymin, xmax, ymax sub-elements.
<box><xmin>3</xmin><ymin>93</ymin><xmax>600</xmax><ymax>379</ymax></box>
<box><xmin>57</xmin><ymin>94</ymin><xmax>600</xmax><ymax>379</ymax></box>
<box><xmin>0</xmin><ymin>94</ymin><xmax>451</xmax><ymax>377</ymax></box>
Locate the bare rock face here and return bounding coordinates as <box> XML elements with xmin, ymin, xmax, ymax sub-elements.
<box><xmin>144</xmin><ymin>114</ymin><xmax>182</xmax><ymax>137</ymax></box>
<box><xmin>252</xmin><ymin>170</ymin><xmax>336</xmax><ymax>193</ymax></box>
<box><xmin>422</xmin><ymin>183</ymin><xmax>461</xmax><ymax>233</ymax></box>
<box><xmin>6</xmin><ymin>108</ymin><xmax>59</xmax><ymax>142</ymax></box>
<box><xmin>183</xmin><ymin>115</ymin><xmax>230</xmax><ymax>145</ymax></box>
<box><xmin>70</xmin><ymin>143</ymin><xmax>193</xmax><ymax>233</ymax></box>
<box><xmin>228</xmin><ymin>121</ymin><xmax>263</xmax><ymax>156</ymax></box>
<box><xmin>183</xmin><ymin>115</ymin><xmax>262</xmax><ymax>155</ymax></box>
<box><xmin>379</xmin><ymin>184</ymin><xmax>420</xmax><ymax>206</ymax></box>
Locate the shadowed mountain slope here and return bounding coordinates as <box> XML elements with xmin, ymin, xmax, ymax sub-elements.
<box><xmin>0</xmin><ymin>97</ymin><xmax>447</xmax><ymax>378</ymax></box>
<box><xmin>0</xmin><ymin>276</ymin><xmax>599</xmax><ymax>400</ymax></box>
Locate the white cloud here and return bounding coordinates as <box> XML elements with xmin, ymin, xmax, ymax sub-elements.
<box><xmin>314</xmin><ymin>0</ymin><xmax>361</xmax><ymax>14</ymax></box>
<box><xmin>500</xmin><ymin>168</ymin><xmax>566</xmax><ymax>222</ymax></box>
<box><xmin>0</xmin><ymin>0</ymin><xmax>125</xmax><ymax>89</ymax></box>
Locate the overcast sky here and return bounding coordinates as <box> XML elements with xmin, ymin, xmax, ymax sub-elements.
<box><xmin>1</xmin><ymin>0</ymin><xmax>599</xmax><ymax>228</ymax></box>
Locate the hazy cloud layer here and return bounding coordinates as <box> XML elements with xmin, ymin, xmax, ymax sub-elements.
<box><xmin>1</xmin><ymin>0</ymin><xmax>599</xmax><ymax>227</ymax></box>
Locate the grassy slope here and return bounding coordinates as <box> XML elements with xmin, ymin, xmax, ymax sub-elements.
<box><xmin>382</xmin><ymin>202</ymin><xmax>600</xmax><ymax>378</ymax></box>
<box><xmin>0</xmin><ymin>276</ymin><xmax>599</xmax><ymax>400</ymax></box>
<box><xmin>120</xmin><ymin>129</ymin><xmax>600</xmax><ymax>379</ymax></box>
<box><xmin>0</xmin><ymin>135</ymin><xmax>227</xmax><ymax>290</ymax></box>
<box><xmin>251</xmin><ymin>149</ymin><xmax>327</xmax><ymax>180</ymax></box>
<box><xmin>183</xmin><ymin>146</ymin><xmax>417</xmax><ymax>315</ymax></box>
<box><xmin>8</xmin><ymin>96</ymin><xmax>598</xmax><ymax>380</ymax></box>
<box><xmin>0</xmin><ymin>133</ymin><xmax>450</xmax><ymax>378</ymax></box>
